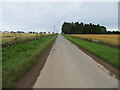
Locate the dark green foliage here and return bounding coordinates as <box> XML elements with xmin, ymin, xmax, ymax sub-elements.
<box><xmin>107</xmin><ymin>31</ymin><xmax>120</xmax><ymax>34</ymax></box>
<box><xmin>62</xmin><ymin>22</ymin><xmax>107</xmax><ymax>34</ymax></box>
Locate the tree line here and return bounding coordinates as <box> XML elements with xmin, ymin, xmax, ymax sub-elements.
<box><xmin>62</xmin><ymin>22</ymin><xmax>119</xmax><ymax>34</ymax></box>
<box><xmin>1</xmin><ymin>31</ymin><xmax>55</xmax><ymax>34</ymax></box>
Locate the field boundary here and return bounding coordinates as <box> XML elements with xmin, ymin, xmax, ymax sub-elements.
<box><xmin>64</xmin><ymin>35</ymin><xmax>119</xmax><ymax>79</ymax></box>
<box><xmin>2</xmin><ymin>35</ymin><xmax>54</xmax><ymax>47</ymax></box>
<box><xmin>15</xmin><ymin>36</ymin><xmax>57</xmax><ymax>88</ymax></box>
<box><xmin>70</xmin><ymin>35</ymin><xmax>120</xmax><ymax>49</ymax></box>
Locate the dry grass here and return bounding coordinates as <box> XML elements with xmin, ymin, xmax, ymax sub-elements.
<box><xmin>1</xmin><ymin>33</ymin><xmax>50</xmax><ymax>43</ymax></box>
<box><xmin>70</xmin><ymin>34</ymin><xmax>119</xmax><ymax>45</ymax></box>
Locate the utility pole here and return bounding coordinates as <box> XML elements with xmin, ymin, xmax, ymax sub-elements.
<box><xmin>53</xmin><ymin>25</ymin><xmax>55</xmax><ymax>33</ymax></box>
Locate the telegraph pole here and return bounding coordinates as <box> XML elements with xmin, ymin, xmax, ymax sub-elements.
<box><xmin>53</xmin><ymin>25</ymin><xmax>55</xmax><ymax>33</ymax></box>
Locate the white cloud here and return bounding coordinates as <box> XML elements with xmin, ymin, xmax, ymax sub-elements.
<box><xmin>0</xmin><ymin>0</ymin><xmax>119</xmax><ymax>2</ymax></box>
<box><xmin>0</xmin><ymin>3</ymin><xmax>3</xmax><ymax>25</ymax></box>
<box><xmin>107</xmin><ymin>28</ymin><xmax>118</xmax><ymax>31</ymax></box>
<box><xmin>0</xmin><ymin>2</ymin><xmax>118</xmax><ymax>33</ymax></box>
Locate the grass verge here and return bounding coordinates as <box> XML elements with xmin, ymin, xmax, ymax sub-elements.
<box><xmin>2</xmin><ymin>35</ymin><xmax>57</xmax><ymax>88</ymax></box>
<box><xmin>63</xmin><ymin>35</ymin><xmax>119</xmax><ymax>69</ymax></box>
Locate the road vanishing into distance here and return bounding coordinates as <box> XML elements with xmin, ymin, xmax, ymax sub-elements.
<box><xmin>33</xmin><ymin>35</ymin><xmax>118</xmax><ymax>88</ymax></box>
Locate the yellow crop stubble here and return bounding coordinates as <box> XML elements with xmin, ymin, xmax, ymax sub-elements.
<box><xmin>70</xmin><ymin>34</ymin><xmax>119</xmax><ymax>45</ymax></box>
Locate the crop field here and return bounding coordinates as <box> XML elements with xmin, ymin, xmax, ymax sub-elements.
<box><xmin>70</xmin><ymin>34</ymin><xmax>119</xmax><ymax>45</ymax></box>
<box><xmin>1</xmin><ymin>33</ymin><xmax>50</xmax><ymax>43</ymax></box>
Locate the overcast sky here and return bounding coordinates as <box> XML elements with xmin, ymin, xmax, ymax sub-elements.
<box><xmin>0</xmin><ymin>2</ymin><xmax>118</xmax><ymax>33</ymax></box>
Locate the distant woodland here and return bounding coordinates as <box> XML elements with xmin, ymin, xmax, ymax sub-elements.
<box><xmin>62</xmin><ymin>22</ymin><xmax>119</xmax><ymax>34</ymax></box>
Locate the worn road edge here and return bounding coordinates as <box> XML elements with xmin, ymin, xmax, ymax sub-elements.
<box><xmin>15</xmin><ymin>36</ymin><xmax>57</xmax><ymax>88</ymax></box>
<box><xmin>64</xmin><ymin>35</ymin><xmax>119</xmax><ymax>80</ymax></box>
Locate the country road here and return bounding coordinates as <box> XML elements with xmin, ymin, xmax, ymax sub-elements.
<box><xmin>33</xmin><ymin>35</ymin><xmax>118</xmax><ymax>88</ymax></box>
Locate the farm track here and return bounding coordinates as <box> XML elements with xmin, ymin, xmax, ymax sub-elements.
<box><xmin>33</xmin><ymin>35</ymin><xmax>118</xmax><ymax>88</ymax></box>
<box><xmin>66</xmin><ymin>36</ymin><xmax>119</xmax><ymax>79</ymax></box>
<box><xmin>15</xmin><ymin>37</ymin><xmax>56</xmax><ymax>88</ymax></box>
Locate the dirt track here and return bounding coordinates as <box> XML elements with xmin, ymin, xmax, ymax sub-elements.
<box><xmin>33</xmin><ymin>35</ymin><xmax>118</xmax><ymax>88</ymax></box>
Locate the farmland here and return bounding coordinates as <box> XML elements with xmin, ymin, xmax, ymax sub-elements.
<box><xmin>1</xmin><ymin>33</ymin><xmax>50</xmax><ymax>43</ymax></box>
<box><xmin>70</xmin><ymin>34</ymin><xmax>119</xmax><ymax>45</ymax></box>
<box><xmin>64</xmin><ymin>35</ymin><xmax>119</xmax><ymax>69</ymax></box>
<box><xmin>2</xmin><ymin>34</ymin><xmax>57</xmax><ymax>88</ymax></box>
<box><xmin>33</xmin><ymin>35</ymin><xmax>118</xmax><ymax>88</ymax></box>
<box><xmin>1</xmin><ymin>2</ymin><xmax>119</xmax><ymax>88</ymax></box>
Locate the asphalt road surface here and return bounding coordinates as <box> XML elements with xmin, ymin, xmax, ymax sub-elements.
<box><xmin>33</xmin><ymin>35</ymin><xmax>118</xmax><ymax>88</ymax></box>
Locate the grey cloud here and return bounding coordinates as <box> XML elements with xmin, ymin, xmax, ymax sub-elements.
<box><xmin>1</xmin><ymin>2</ymin><xmax>118</xmax><ymax>32</ymax></box>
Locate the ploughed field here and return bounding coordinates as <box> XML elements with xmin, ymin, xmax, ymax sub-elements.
<box><xmin>70</xmin><ymin>34</ymin><xmax>119</xmax><ymax>45</ymax></box>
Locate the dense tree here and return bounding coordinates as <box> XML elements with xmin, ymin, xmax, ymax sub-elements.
<box><xmin>107</xmin><ymin>31</ymin><xmax>120</xmax><ymax>34</ymax></box>
<box><xmin>62</xmin><ymin>22</ymin><xmax>109</xmax><ymax>34</ymax></box>
<box><xmin>17</xmin><ymin>31</ymin><xmax>25</xmax><ymax>33</ymax></box>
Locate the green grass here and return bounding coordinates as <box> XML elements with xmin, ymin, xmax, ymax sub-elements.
<box><xmin>64</xmin><ymin>35</ymin><xmax>119</xmax><ymax>69</ymax></box>
<box><xmin>2</xmin><ymin>34</ymin><xmax>45</xmax><ymax>44</ymax></box>
<box><xmin>2</xmin><ymin>35</ymin><xmax>57</xmax><ymax>88</ymax></box>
